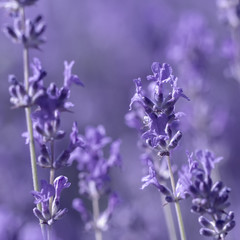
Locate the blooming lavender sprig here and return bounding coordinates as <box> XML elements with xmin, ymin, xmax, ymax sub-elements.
<box><xmin>32</xmin><ymin>176</ymin><xmax>71</xmax><ymax>226</ymax></box>
<box><xmin>70</xmin><ymin>123</ymin><xmax>121</xmax><ymax>240</ymax></box>
<box><xmin>129</xmin><ymin>62</ymin><xmax>189</xmax><ymax>156</ymax></box>
<box><xmin>127</xmin><ymin>62</ymin><xmax>189</xmax><ymax>240</ymax></box>
<box><xmin>177</xmin><ymin>150</ymin><xmax>235</xmax><ymax>239</ymax></box>
<box><xmin>1</xmin><ymin>1</ymin><xmax>83</xmax><ymax>239</ymax></box>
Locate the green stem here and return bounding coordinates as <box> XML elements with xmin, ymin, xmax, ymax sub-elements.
<box><xmin>21</xmin><ymin>8</ymin><xmax>39</xmax><ymax>194</ymax></box>
<box><xmin>149</xmin><ymin>149</ymin><xmax>178</xmax><ymax>240</ymax></box>
<box><xmin>49</xmin><ymin>140</ymin><xmax>55</xmax><ymax>185</ymax></box>
<box><xmin>166</xmin><ymin>155</ymin><xmax>186</xmax><ymax>240</ymax></box>
<box><xmin>160</xmin><ymin>194</ymin><xmax>178</xmax><ymax>240</ymax></box>
<box><xmin>47</xmin><ymin>225</ymin><xmax>52</xmax><ymax>240</ymax></box>
<box><xmin>49</xmin><ymin>140</ymin><xmax>55</xmax><ymax>213</ymax></box>
<box><xmin>90</xmin><ymin>182</ymin><xmax>103</xmax><ymax>240</ymax></box>
<box><xmin>20</xmin><ymin>7</ymin><xmax>46</xmax><ymax>240</ymax></box>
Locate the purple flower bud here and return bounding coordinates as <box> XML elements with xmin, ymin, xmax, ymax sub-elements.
<box><xmin>168</xmin><ymin>131</ymin><xmax>182</xmax><ymax>149</ymax></box>
<box><xmin>53</xmin><ymin>175</ymin><xmax>71</xmax><ymax>201</ymax></box>
<box><xmin>200</xmin><ymin>228</ymin><xmax>215</xmax><ymax>237</ymax></box>
<box><xmin>199</xmin><ymin>216</ymin><xmax>213</xmax><ymax>228</ymax></box>
<box><xmin>165</xmin><ymin>196</ymin><xmax>174</xmax><ymax>203</ymax></box>
<box><xmin>224</xmin><ymin>220</ymin><xmax>235</xmax><ymax>232</ymax></box>
<box><xmin>53</xmin><ymin>208</ymin><xmax>68</xmax><ymax>221</ymax></box>
<box><xmin>37</xmin><ymin>155</ymin><xmax>50</xmax><ymax>168</ymax></box>
<box><xmin>33</xmin><ymin>208</ymin><xmax>45</xmax><ymax>222</ymax></box>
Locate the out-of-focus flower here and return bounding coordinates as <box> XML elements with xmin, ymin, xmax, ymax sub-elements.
<box><xmin>71</xmin><ymin>124</ymin><xmax>121</xmax><ymax>233</ymax></box>
<box><xmin>176</xmin><ymin>150</ymin><xmax>235</xmax><ymax>239</ymax></box>
<box><xmin>217</xmin><ymin>0</ymin><xmax>240</xmax><ymax>28</ymax></box>
<box><xmin>70</xmin><ymin>124</ymin><xmax>121</xmax><ymax>196</ymax></box>
<box><xmin>4</xmin><ymin>15</ymin><xmax>46</xmax><ymax>49</ymax></box>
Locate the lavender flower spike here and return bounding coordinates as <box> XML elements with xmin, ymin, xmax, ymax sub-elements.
<box><xmin>177</xmin><ymin>150</ymin><xmax>235</xmax><ymax>239</ymax></box>
<box><xmin>71</xmin><ymin>123</ymin><xmax>121</xmax><ymax>239</ymax></box>
<box><xmin>128</xmin><ymin>62</ymin><xmax>188</xmax><ymax>240</ymax></box>
<box><xmin>32</xmin><ymin>176</ymin><xmax>71</xmax><ymax>225</ymax></box>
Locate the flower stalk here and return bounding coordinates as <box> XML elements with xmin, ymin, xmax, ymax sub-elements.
<box><xmin>161</xmin><ymin>194</ymin><xmax>178</xmax><ymax>240</ymax></box>
<box><xmin>92</xmin><ymin>195</ymin><xmax>103</xmax><ymax>240</ymax></box>
<box><xmin>166</xmin><ymin>155</ymin><xmax>186</xmax><ymax>240</ymax></box>
<box><xmin>21</xmin><ymin>6</ymin><xmax>40</xmax><ymax>194</ymax></box>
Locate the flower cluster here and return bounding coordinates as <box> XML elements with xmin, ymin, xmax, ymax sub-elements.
<box><xmin>2</xmin><ymin>0</ymin><xmax>85</xmax><ymax>230</ymax></box>
<box><xmin>128</xmin><ymin>62</ymin><xmax>189</xmax><ymax>156</ymax></box>
<box><xmin>4</xmin><ymin>15</ymin><xmax>46</xmax><ymax>49</ymax></box>
<box><xmin>177</xmin><ymin>150</ymin><xmax>235</xmax><ymax>239</ymax></box>
<box><xmin>70</xmin><ymin>123</ymin><xmax>121</xmax><ymax>231</ymax></box>
<box><xmin>32</xmin><ymin>176</ymin><xmax>71</xmax><ymax>225</ymax></box>
<box><xmin>13</xmin><ymin>58</ymin><xmax>84</xmax><ymax>170</ymax></box>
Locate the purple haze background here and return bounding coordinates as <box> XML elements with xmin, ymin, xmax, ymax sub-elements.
<box><xmin>0</xmin><ymin>0</ymin><xmax>239</xmax><ymax>239</ymax></box>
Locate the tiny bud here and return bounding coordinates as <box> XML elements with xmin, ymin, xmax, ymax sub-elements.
<box><xmin>199</xmin><ymin>216</ymin><xmax>213</xmax><ymax>228</ymax></box>
<box><xmin>227</xmin><ymin>211</ymin><xmax>234</xmax><ymax>221</ymax></box>
<box><xmin>53</xmin><ymin>208</ymin><xmax>68</xmax><ymax>221</ymax></box>
<box><xmin>35</xmin><ymin>125</ymin><xmax>44</xmax><ymax>135</ymax></box>
<box><xmin>159</xmin><ymin>185</ymin><xmax>172</xmax><ymax>196</ymax></box>
<box><xmin>55</xmin><ymin>130</ymin><xmax>66</xmax><ymax>140</ymax></box>
<box><xmin>200</xmin><ymin>228</ymin><xmax>215</xmax><ymax>237</ymax></box>
<box><xmin>168</xmin><ymin>131</ymin><xmax>182</xmax><ymax>149</ymax></box>
<box><xmin>165</xmin><ymin>196</ymin><xmax>174</xmax><ymax>203</ymax></box>
<box><xmin>59</xmin><ymin>87</ymin><xmax>69</xmax><ymax>100</ymax></box>
<box><xmin>165</xmin><ymin>125</ymin><xmax>172</xmax><ymax>138</ymax></box>
<box><xmin>37</xmin><ymin>155</ymin><xmax>50</xmax><ymax>168</ymax></box>
<box><xmin>211</xmin><ymin>181</ymin><xmax>223</xmax><ymax>192</ymax></box>
<box><xmin>215</xmin><ymin>220</ymin><xmax>225</xmax><ymax>231</ymax></box>
<box><xmin>33</xmin><ymin>208</ymin><xmax>45</xmax><ymax>221</ymax></box>
<box><xmin>224</xmin><ymin>220</ymin><xmax>235</xmax><ymax>232</ymax></box>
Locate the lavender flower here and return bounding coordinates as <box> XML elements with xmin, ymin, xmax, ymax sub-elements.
<box><xmin>70</xmin><ymin>123</ymin><xmax>121</xmax><ymax>234</ymax></box>
<box><xmin>70</xmin><ymin>124</ymin><xmax>121</xmax><ymax>196</ymax></box>
<box><xmin>177</xmin><ymin>150</ymin><xmax>235</xmax><ymax>239</ymax></box>
<box><xmin>32</xmin><ymin>176</ymin><xmax>70</xmax><ymax>225</ymax></box>
<box><xmin>4</xmin><ymin>14</ymin><xmax>46</xmax><ymax>49</ymax></box>
<box><xmin>128</xmin><ymin>62</ymin><xmax>189</xmax><ymax>240</ymax></box>
<box><xmin>129</xmin><ymin>62</ymin><xmax>189</xmax><ymax>156</ymax></box>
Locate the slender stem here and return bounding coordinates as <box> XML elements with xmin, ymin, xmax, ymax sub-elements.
<box><xmin>41</xmin><ymin>224</ymin><xmax>48</xmax><ymax>240</ymax></box>
<box><xmin>47</xmin><ymin>225</ymin><xmax>52</xmax><ymax>240</ymax></box>
<box><xmin>166</xmin><ymin>155</ymin><xmax>186</xmax><ymax>240</ymax></box>
<box><xmin>153</xmin><ymin>153</ymin><xmax>177</xmax><ymax>240</ymax></box>
<box><xmin>49</xmin><ymin>140</ymin><xmax>55</xmax><ymax>215</ymax></box>
<box><xmin>161</xmin><ymin>195</ymin><xmax>178</xmax><ymax>240</ymax></box>
<box><xmin>21</xmin><ymin>7</ymin><xmax>39</xmax><ymax>194</ymax></box>
<box><xmin>20</xmin><ymin>7</ymin><xmax>46</xmax><ymax>240</ymax></box>
<box><xmin>50</xmin><ymin>140</ymin><xmax>55</xmax><ymax>185</ymax></box>
<box><xmin>90</xmin><ymin>181</ymin><xmax>103</xmax><ymax>240</ymax></box>
<box><xmin>92</xmin><ymin>196</ymin><xmax>102</xmax><ymax>240</ymax></box>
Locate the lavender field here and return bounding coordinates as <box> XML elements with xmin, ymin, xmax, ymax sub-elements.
<box><xmin>0</xmin><ymin>0</ymin><xmax>239</xmax><ymax>239</ymax></box>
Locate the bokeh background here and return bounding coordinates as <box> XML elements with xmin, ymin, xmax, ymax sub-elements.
<box><xmin>0</xmin><ymin>0</ymin><xmax>239</xmax><ymax>239</ymax></box>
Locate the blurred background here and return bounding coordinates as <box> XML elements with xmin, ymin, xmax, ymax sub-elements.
<box><xmin>0</xmin><ymin>0</ymin><xmax>239</xmax><ymax>239</ymax></box>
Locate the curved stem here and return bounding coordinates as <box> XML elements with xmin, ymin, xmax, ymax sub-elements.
<box><xmin>166</xmin><ymin>155</ymin><xmax>186</xmax><ymax>240</ymax></box>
